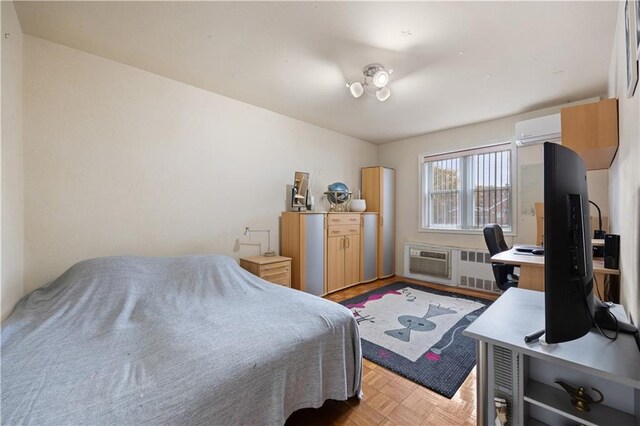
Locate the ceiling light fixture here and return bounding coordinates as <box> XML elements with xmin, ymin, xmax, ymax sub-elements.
<box><xmin>346</xmin><ymin>63</ymin><xmax>393</xmax><ymax>102</ymax></box>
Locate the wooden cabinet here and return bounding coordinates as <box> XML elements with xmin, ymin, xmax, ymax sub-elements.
<box><xmin>240</xmin><ymin>256</ymin><xmax>292</xmax><ymax>287</ymax></box>
<box><xmin>561</xmin><ymin>98</ymin><xmax>618</xmax><ymax>170</ymax></box>
<box><xmin>327</xmin><ymin>214</ymin><xmax>360</xmax><ymax>293</ymax></box>
<box><xmin>362</xmin><ymin>166</ymin><xmax>395</xmax><ymax>278</ymax></box>
<box><xmin>280</xmin><ymin>212</ymin><xmax>326</xmax><ymax>296</ymax></box>
<box><xmin>281</xmin><ymin>211</ymin><xmax>379</xmax><ymax>295</ymax></box>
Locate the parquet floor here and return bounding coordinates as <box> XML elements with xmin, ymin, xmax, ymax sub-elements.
<box><xmin>286</xmin><ymin>276</ymin><xmax>498</xmax><ymax>426</ymax></box>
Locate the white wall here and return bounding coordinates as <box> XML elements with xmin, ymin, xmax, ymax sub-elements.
<box><xmin>607</xmin><ymin>1</ymin><xmax>640</xmax><ymax>323</ymax></box>
<box><xmin>1</xmin><ymin>2</ymin><xmax>24</xmax><ymax>321</ymax></box>
<box><xmin>379</xmin><ymin>101</ymin><xmax>609</xmax><ymax>276</ymax></box>
<box><xmin>22</xmin><ymin>36</ymin><xmax>378</xmax><ymax>293</ymax></box>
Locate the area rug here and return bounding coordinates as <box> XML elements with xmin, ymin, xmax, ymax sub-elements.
<box><xmin>340</xmin><ymin>282</ymin><xmax>491</xmax><ymax>398</ymax></box>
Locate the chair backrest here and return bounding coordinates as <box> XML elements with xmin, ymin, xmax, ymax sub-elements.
<box><xmin>535</xmin><ymin>202</ymin><xmax>544</xmax><ymax>246</ymax></box>
<box><xmin>483</xmin><ymin>224</ymin><xmax>509</xmax><ymax>256</ymax></box>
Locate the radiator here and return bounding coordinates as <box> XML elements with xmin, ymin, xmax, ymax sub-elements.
<box><xmin>458</xmin><ymin>249</ymin><xmax>501</xmax><ymax>294</ymax></box>
<box><xmin>403</xmin><ymin>243</ymin><xmax>458</xmax><ymax>286</ymax></box>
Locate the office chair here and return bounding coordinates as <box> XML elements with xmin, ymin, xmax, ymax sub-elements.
<box><xmin>483</xmin><ymin>224</ymin><xmax>519</xmax><ymax>291</ymax></box>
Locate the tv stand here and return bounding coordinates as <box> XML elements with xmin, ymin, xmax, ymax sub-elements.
<box><xmin>465</xmin><ymin>288</ymin><xmax>640</xmax><ymax>426</ymax></box>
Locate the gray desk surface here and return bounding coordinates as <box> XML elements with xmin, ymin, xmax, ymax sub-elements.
<box><xmin>464</xmin><ymin>288</ymin><xmax>640</xmax><ymax>389</ymax></box>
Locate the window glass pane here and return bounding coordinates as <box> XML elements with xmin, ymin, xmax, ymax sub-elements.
<box><xmin>428</xmin><ymin>158</ymin><xmax>460</xmax><ymax>228</ymax></box>
<box><xmin>470</xmin><ymin>150</ymin><xmax>511</xmax><ymax>229</ymax></box>
<box><xmin>422</xmin><ymin>145</ymin><xmax>512</xmax><ymax>232</ymax></box>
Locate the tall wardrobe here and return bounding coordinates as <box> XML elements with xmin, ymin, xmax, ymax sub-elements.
<box><xmin>362</xmin><ymin>166</ymin><xmax>395</xmax><ymax>278</ymax></box>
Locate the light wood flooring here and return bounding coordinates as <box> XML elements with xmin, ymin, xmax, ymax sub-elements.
<box><xmin>286</xmin><ymin>276</ymin><xmax>498</xmax><ymax>426</ymax></box>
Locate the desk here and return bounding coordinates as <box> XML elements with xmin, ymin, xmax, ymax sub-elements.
<box><xmin>492</xmin><ymin>248</ymin><xmax>619</xmax><ymax>300</ymax></box>
<box><xmin>464</xmin><ymin>288</ymin><xmax>640</xmax><ymax>426</ymax></box>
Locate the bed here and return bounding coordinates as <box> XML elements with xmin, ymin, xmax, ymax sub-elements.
<box><xmin>1</xmin><ymin>255</ymin><xmax>362</xmax><ymax>424</ymax></box>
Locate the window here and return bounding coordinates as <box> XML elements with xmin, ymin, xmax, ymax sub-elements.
<box><xmin>421</xmin><ymin>143</ymin><xmax>513</xmax><ymax>232</ymax></box>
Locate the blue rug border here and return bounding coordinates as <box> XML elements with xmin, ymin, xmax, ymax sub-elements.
<box><xmin>340</xmin><ymin>282</ymin><xmax>493</xmax><ymax>398</ymax></box>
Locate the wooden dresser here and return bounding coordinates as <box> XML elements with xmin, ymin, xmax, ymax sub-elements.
<box><xmin>239</xmin><ymin>255</ymin><xmax>291</xmax><ymax>287</ymax></box>
<box><xmin>281</xmin><ymin>212</ymin><xmax>379</xmax><ymax>296</ymax></box>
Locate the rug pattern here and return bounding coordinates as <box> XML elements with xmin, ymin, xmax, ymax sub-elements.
<box><xmin>340</xmin><ymin>282</ymin><xmax>491</xmax><ymax>398</ymax></box>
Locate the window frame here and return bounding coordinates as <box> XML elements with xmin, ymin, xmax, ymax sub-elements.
<box><xmin>418</xmin><ymin>141</ymin><xmax>517</xmax><ymax>236</ymax></box>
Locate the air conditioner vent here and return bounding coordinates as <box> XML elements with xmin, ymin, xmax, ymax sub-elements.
<box><xmin>409</xmin><ymin>248</ymin><xmax>450</xmax><ymax>278</ymax></box>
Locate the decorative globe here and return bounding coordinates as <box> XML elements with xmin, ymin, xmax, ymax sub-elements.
<box><xmin>327</xmin><ymin>182</ymin><xmax>350</xmax><ymax>204</ymax></box>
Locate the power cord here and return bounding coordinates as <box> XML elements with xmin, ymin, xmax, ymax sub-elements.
<box><xmin>595</xmin><ymin>274</ymin><xmax>603</xmax><ymax>300</ymax></box>
<box><xmin>583</xmin><ymin>275</ymin><xmax>619</xmax><ymax>341</ymax></box>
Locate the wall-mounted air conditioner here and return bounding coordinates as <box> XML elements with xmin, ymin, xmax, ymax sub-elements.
<box><xmin>403</xmin><ymin>243</ymin><xmax>458</xmax><ymax>286</ymax></box>
<box><xmin>515</xmin><ymin>113</ymin><xmax>561</xmax><ymax>147</ymax></box>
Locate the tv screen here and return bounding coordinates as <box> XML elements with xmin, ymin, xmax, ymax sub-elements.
<box><xmin>543</xmin><ymin>142</ymin><xmax>595</xmax><ymax>343</ymax></box>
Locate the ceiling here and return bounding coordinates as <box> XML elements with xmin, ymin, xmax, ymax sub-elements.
<box><xmin>14</xmin><ymin>1</ymin><xmax>618</xmax><ymax>144</ymax></box>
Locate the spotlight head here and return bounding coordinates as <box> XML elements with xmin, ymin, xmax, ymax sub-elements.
<box><xmin>372</xmin><ymin>69</ymin><xmax>389</xmax><ymax>88</ymax></box>
<box><xmin>376</xmin><ymin>86</ymin><xmax>391</xmax><ymax>102</ymax></box>
<box><xmin>347</xmin><ymin>82</ymin><xmax>364</xmax><ymax>98</ymax></box>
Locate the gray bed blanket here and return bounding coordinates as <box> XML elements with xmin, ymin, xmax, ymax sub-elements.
<box><xmin>1</xmin><ymin>255</ymin><xmax>362</xmax><ymax>425</ymax></box>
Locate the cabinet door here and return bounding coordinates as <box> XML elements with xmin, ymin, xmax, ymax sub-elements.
<box><xmin>303</xmin><ymin>214</ymin><xmax>326</xmax><ymax>296</ymax></box>
<box><xmin>327</xmin><ymin>236</ymin><xmax>345</xmax><ymax>293</ymax></box>
<box><xmin>344</xmin><ymin>235</ymin><xmax>361</xmax><ymax>286</ymax></box>
<box><xmin>361</xmin><ymin>214</ymin><xmax>378</xmax><ymax>282</ymax></box>
<box><xmin>381</xmin><ymin>168</ymin><xmax>395</xmax><ymax>277</ymax></box>
<box><xmin>560</xmin><ymin>98</ymin><xmax>618</xmax><ymax>170</ymax></box>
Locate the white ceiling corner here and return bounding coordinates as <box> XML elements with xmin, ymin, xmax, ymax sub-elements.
<box><xmin>14</xmin><ymin>1</ymin><xmax>618</xmax><ymax>144</ymax></box>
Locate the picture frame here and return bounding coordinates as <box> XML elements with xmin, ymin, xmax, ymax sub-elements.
<box><xmin>291</xmin><ymin>171</ymin><xmax>309</xmax><ymax>211</ymax></box>
<box><xmin>636</xmin><ymin>0</ymin><xmax>640</xmax><ymax>58</ymax></box>
<box><xmin>626</xmin><ymin>0</ymin><xmax>638</xmax><ymax>97</ymax></box>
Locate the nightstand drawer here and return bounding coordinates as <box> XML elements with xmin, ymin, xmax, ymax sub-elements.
<box><xmin>259</xmin><ymin>261</ymin><xmax>290</xmax><ymax>275</ymax></box>
<box><xmin>262</xmin><ymin>271</ymin><xmax>291</xmax><ymax>286</ymax></box>
<box><xmin>328</xmin><ymin>224</ymin><xmax>360</xmax><ymax>237</ymax></box>
<box><xmin>327</xmin><ymin>214</ymin><xmax>360</xmax><ymax>226</ymax></box>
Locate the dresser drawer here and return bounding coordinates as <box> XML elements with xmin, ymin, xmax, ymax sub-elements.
<box><xmin>327</xmin><ymin>214</ymin><xmax>360</xmax><ymax>226</ymax></box>
<box><xmin>328</xmin><ymin>224</ymin><xmax>361</xmax><ymax>237</ymax></box>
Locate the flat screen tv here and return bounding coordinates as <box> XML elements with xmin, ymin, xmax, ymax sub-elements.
<box><xmin>543</xmin><ymin>142</ymin><xmax>639</xmax><ymax>348</ymax></box>
<box><xmin>543</xmin><ymin>142</ymin><xmax>594</xmax><ymax>343</ymax></box>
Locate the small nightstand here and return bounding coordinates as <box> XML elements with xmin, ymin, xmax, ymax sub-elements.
<box><xmin>240</xmin><ymin>256</ymin><xmax>292</xmax><ymax>287</ymax></box>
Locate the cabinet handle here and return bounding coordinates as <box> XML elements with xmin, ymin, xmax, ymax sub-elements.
<box><xmin>349</xmin><ymin>229</ymin><xmax>358</xmax><ymax>233</ymax></box>
<box><xmin>339</xmin><ymin>237</ymin><xmax>343</xmax><ymax>248</ymax></box>
<box><xmin>345</xmin><ymin>237</ymin><xmax>350</xmax><ymax>248</ymax></box>
<box><xmin>349</xmin><ymin>218</ymin><xmax>358</xmax><ymax>222</ymax></box>
<box><xmin>331</xmin><ymin>230</ymin><xmax>341</xmax><ymax>234</ymax></box>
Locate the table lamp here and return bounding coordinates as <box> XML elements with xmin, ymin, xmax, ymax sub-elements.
<box><xmin>243</xmin><ymin>227</ymin><xmax>276</xmax><ymax>257</ymax></box>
